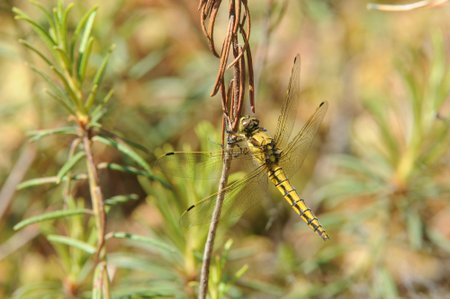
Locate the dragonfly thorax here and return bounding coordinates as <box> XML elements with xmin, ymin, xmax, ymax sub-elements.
<box><xmin>239</xmin><ymin>115</ymin><xmax>260</xmax><ymax>136</ymax></box>
<box><xmin>238</xmin><ymin>117</ymin><xmax>282</xmax><ymax>166</ymax></box>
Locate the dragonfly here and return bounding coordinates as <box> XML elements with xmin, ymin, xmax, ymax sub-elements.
<box><xmin>163</xmin><ymin>55</ymin><xmax>329</xmax><ymax>240</ymax></box>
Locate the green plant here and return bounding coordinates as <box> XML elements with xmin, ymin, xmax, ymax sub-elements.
<box><xmin>319</xmin><ymin>32</ymin><xmax>450</xmax><ymax>298</ymax></box>
<box><xmin>136</xmin><ymin>122</ymin><xmax>287</xmax><ymax>298</ymax></box>
<box><xmin>12</xmin><ymin>1</ymin><xmax>163</xmax><ymax>298</ymax></box>
<box><xmin>139</xmin><ymin>122</ymin><xmax>246</xmax><ymax>297</ymax></box>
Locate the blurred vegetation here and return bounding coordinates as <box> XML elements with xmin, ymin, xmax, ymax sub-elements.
<box><xmin>0</xmin><ymin>0</ymin><xmax>449</xmax><ymax>298</ymax></box>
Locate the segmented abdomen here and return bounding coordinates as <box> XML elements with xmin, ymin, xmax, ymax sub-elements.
<box><xmin>267</xmin><ymin>166</ymin><xmax>329</xmax><ymax>240</ymax></box>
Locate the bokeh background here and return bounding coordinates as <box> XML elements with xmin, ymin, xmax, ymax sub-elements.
<box><xmin>1</xmin><ymin>0</ymin><xmax>450</xmax><ymax>298</ymax></box>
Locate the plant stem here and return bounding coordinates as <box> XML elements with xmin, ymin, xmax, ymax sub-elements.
<box><xmin>82</xmin><ymin>129</ymin><xmax>110</xmax><ymax>297</ymax></box>
<box><xmin>198</xmin><ymin>145</ymin><xmax>232</xmax><ymax>299</ymax></box>
<box><xmin>197</xmin><ymin>1</ymin><xmax>251</xmax><ymax>296</ymax></box>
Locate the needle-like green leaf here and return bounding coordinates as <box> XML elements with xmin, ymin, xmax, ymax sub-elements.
<box><xmin>14</xmin><ymin>209</ymin><xmax>91</xmax><ymax>231</ymax></box>
<box><xmin>27</xmin><ymin>126</ymin><xmax>78</xmax><ymax>142</ymax></box>
<box><xmin>104</xmin><ymin>194</ymin><xmax>139</xmax><ymax>206</ymax></box>
<box><xmin>93</xmin><ymin>135</ymin><xmax>152</xmax><ymax>174</ymax></box>
<box><xmin>47</xmin><ymin>234</ymin><xmax>96</xmax><ymax>254</ymax></box>
<box><xmin>56</xmin><ymin>151</ymin><xmax>85</xmax><ymax>183</ymax></box>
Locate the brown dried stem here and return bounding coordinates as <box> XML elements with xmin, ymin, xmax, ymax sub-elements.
<box><xmin>197</xmin><ymin>0</ymin><xmax>254</xmax><ymax>298</ymax></box>
<box><xmin>82</xmin><ymin>127</ymin><xmax>110</xmax><ymax>299</ymax></box>
<box><xmin>198</xmin><ymin>146</ymin><xmax>232</xmax><ymax>299</ymax></box>
<box><xmin>200</xmin><ymin>0</ymin><xmax>254</xmax><ymax>120</ymax></box>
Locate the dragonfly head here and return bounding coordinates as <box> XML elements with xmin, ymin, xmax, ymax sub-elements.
<box><xmin>239</xmin><ymin>115</ymin><xmax>260</xmax><ymax>135</ymax></box>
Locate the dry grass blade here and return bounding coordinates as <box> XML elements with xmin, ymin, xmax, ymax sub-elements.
<box><xmin>199</xmin><ymin>0</ymin><xmax>222</xmax><ymax>57</ymax></box>
<box><xmin>210</xmin><ymin>15</ymin><xmax>234</xmax><ymax>97</ymax></box>
<box><xmin>231</xmin><ymin>46</ymin><xmax>245</xmax><ymax>129</ymax></box>
<box><xmin>202</xmin><ymin>0</ymin><xmax>253</xmax><ymax>127</ymax></box>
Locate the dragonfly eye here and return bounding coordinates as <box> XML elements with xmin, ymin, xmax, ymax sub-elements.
<box><xmin>239</xmin><ymin>116</ymin><xmax>259</xmax><ymax>134</ymax></box>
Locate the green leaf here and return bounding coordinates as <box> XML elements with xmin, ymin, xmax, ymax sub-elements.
<box><xmin>13</xmin><ymin>8</ymin><xmax>56</xmax><ymax>49</ymax></box>
<box><xmin>48</xmin><ymin>65</ymin><xmax>80</xmax><ymax>107</ymax></box>
<box><xmin>89</xmin><ymin>107</ymin><xmax>107</xmax><ymax>127</ymax></box>
<box><xmin>364</xmin><ymin>98</ymin><xmax>399</xmax><ymax>162</ymax></box>
<box><xmin>29</xmin><ymin>65</ymin><xmax>62</xmax><ymax>94</ymax></box>
<box><xmin>17</xmin><ymin>174</ymin><xmax>87</xmax><ymax>190</ymax></box>
<box><xmin>85</xmin><ymin>83</ymin><xmax>98</xmax><ymax>111</ymax></box>
<box><xmin>19</xmin><ymin>39</ymin><xmax>52</xmax><ymax>66</ymax></box>
<box><xmin>51</xmin><ymin>7</ymin><xmax>62</xmax><ymax>51</ymax></box>
<box><xmin>78</xmin><ymin>37</ymin><xmax>94</xmax><ymax>83</ymax></box>
<box><xmin>46</xmin><ymin>89</ymin><xmax>77</xmax><ymax>115</ymax></box>
<box><xmin>79</xmin><ymin>9</ymin><xmax>97</xmax><ymax>53</ymax></box>
<box><xmin>99</xmin><ymin>162</ymin><xmax>170</xmax><ymax>189</ymax></box>
<box><xmin>89</xmin><ymin>89</ymin><xmax>114</xmax><ymax>126</ymax></box>
<box><xmin>109</xmin><ymin>253</ymin><xmax>177</xmax><ymax>276</ymax></box>
<box><xmin>93</xmin><ymin>135</ymin><xmax>152</xmax><ymax>174</ymax></box>
<box><xmin>72</xmin><ymin>6</ymin><xmax>97</xmax><ymax>60</ymax></box>
<box><xmin>128</xmin><ymin>51</ymin><xmax>164</xmax><ymax>79</ymax></box>
<box><xmin>90</xmin><ymin>104</ymin><xmax>106</xmax><ymax>125</ymax></box>
<box><xmin>17</xmin><ymin>176</ymin><xmax>58</xmax><ymax>190</ymax></box>
<box><xmin>53</xmin><ymin>45</ymin><xmax>71</xmax><ymax>73</ymax></box>
<box><xmin>105</xmin><ymin>194</ymin><xmax>139</xmax><ymax>206</ymax></box>
<box><xmin>56</xmin><ymin>151</ymin><xmax>85</xmax><ymax>183</ymax></box>
<box><xmin>29</xmin><ymin>0</ymin><xmax>53</xmax><ymax>22</ymax></box>
<box><xmin>11</xmin><ymin>281</ymin><xmax>61</xmax><ymax>298</ymax></box>
<box><xmin>92</xmin><ymin>43</ymin><xmax>113</xmax><ymax>83</ymax></box>
<box><xmin>101</xmin><ymin>88</ymin><xmax>114</xmax><ymax>106</ymax></box>
<box><xmin>47</xmin><ymin>234</ymin><xmax>96</xmax><ymax>254</ymax></box>
<box><xmin>77</xmin><ymin>8</ymin><xmax>97</xmax><ymax>82</ymax></box>
<box><xmin>28</xmin><ymin>126</ymin><xmax>78</xmax><ymax>142</ymax></box>
<box><xmin>374</xmin><ymin>268</ymin><xmax>399</xmax><ymax>299</ymax></box>
<box><xmin>99</xmin><ymin>162</ymin><xmax>148</xmax><ymax>177</ymax></box>
<box><xmin>28</xmin><ymin>65</ymin><xmax>76</xmax><ymax>114</ymax></box>
<box><xmin>107</xmin><ymin>283</ymin><xmax>182</xmax><ymax>298</ymax></box>
<box><xmin>14</xmin><ymin>208</ymin><xmax>91</xmax><ymax>231</ymax></box>
<box><xmin>98</xmin><ymin>128</ymin><xmax>148</xmax><ymax>154</ymax></box>
<box><xmin>406</xmin><ymin>209</ymin><xmax>423</xmax><ymax>249</ymax></box>
<box><xmin>85</xmin><ymin>45</ymin><xmax>114</xmax><ymax>109</ymax></box>
<box><xmin>428</xmin><ymin>228</ymin><xmax>450</xmax><ymax>253</ymax></box>
<box><xmin>59</xmin><ymin>2</ymin><xmax>74</xmax><ymax>54</ymax></box>
<box><xmin>108</xmin><ymin>232</ymin><xmax>177</xmax><ymax>255</ymax></box>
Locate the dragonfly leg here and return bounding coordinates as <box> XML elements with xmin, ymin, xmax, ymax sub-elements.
<box><xmin>230</xmin><ymin>142</ymin><xmax>250</xmax><ymax>158</ymax></box>
<box><xmin>227</xmin><ymin>132</ymin><xmax>244</xmax><ymax>144</ymax></box>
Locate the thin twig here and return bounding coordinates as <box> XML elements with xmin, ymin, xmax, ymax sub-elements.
<box><xmin>197</xmin><ymin>0</ymin><xmax>253</xmax><ymax>297</ymax></box>
<box><xmin>367</xmin><ymin>0</ymin><xmax>448</xmax><ymax>11</ymax></box>
<box><xmin>82</xmin><ymin>131</ymin><xmax>106</xmax><ymax>253</ymax></box>
<box><xmin>198</xmin><ymin>146</ymin><xmax>232</xmax><ymax>299</ymax></box>
<box><xmin>82</xmin><ymin>129</ymin><xmax>110</xmax><ymax>299</ymax></box>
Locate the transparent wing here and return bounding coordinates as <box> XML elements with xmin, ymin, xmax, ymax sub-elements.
<box><xmin>155</xmin><ymin>144</ymin><xmax>254</xmax><ymax>180</ymax></box>
<box><xmin>274</xmin><ymin>54</ymin><xmax>302</xmax><ymax>149</ymax></box>
<box><xmin>180</xmin><ymin>164</ymin><xmax>268</xmax><ymax>227</ymax></box>
<box><xmin>279</xmin><ymin>101</ymin><xmax>328</xmax><ymax>178</ymax></box>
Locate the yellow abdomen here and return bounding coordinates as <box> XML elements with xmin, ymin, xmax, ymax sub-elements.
<box><xmin>268</xmin><ymin>166</ymin><xmax>329</xmax><ymax>240</ymax></box>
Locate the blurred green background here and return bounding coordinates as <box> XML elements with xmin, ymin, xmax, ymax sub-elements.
<box><xmin>1</xmin><ymin>0</ymin><xmax>450</xmax><ymax>298</ymax></box>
